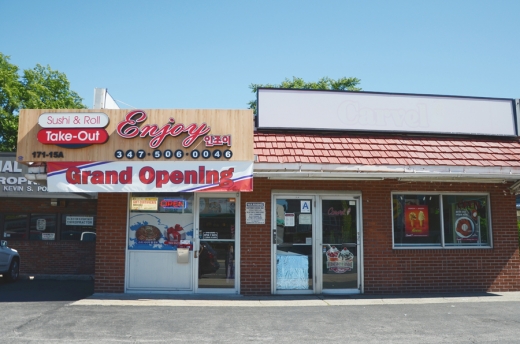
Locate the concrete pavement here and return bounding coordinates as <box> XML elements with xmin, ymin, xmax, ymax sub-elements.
<box><xmin>73</xmin><ymin>291</ymin><xmax>520</xmax><ymax>307</ymax></box>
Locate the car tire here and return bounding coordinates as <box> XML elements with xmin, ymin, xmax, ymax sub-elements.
<box><xmin>6</xmin><ymin>258</ymin><xmax>19</xmax><ymax>282</ymax></box>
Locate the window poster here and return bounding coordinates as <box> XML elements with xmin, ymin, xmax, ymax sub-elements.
<box><xmin>325</xmin><ymin>245</ymin><xmax>354</xmax><ymax>273</ymax></box>
<box><xmin>404</xmin><ymin>205</ymin><xmax>429</xmax><ymax>237</ymax></box>
<box><xmin>453</xmin><ymin>204</ymin><xmax>480</xmax><ymax>243</ymax></box>
<box><xmin>128</xmin><ymin>212</ymin><xmax>193</xmax><ymax>250</ymax></box>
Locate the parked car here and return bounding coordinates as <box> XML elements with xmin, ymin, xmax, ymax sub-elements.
<box><xmin>0</xmin><ymin>240</ymin><xmax>20</xmax><ymax>282</ymax></box>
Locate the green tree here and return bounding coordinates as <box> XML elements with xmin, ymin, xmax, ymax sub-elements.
<box><xmin>248</xmin><ymin>76</ymin><xmax>362</xmax><ymax>115</ymax></box>
<box><xmin>0</xmin><ymin>53</ymin><xmax>86</xmax><ymax>152</ymax></box>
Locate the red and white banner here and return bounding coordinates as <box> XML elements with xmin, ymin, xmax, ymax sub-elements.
<box><xmin>47</xmin><ymin>161</ymin><xmax>253</xmax><ymax>193</ymax></box>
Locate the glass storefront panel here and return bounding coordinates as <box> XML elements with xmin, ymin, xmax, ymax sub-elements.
<box><xmin>198</xmin><ymin>197</ymin><xmax>236</xmax><ymax>289</ymax></box>
<box><xmin>321</xmin><ymin>199</ymin><xmax>358</xmax><ymax>290</ymax></box>
<box><xmin>393</xmin><ymin>194</ymin><xmax>442</xmax><ymax>247</ymax></box>
<box><xmin>442</xmin><ymin>195</ymin><xmax>489</xmax><ymax>246</ymax></box>
<box><xmin>275</xmin><ymin>198</ymin><xmax>313</xmax><ymax>291</ymax></box>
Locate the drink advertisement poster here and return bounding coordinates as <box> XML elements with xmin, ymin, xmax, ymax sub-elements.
<box><xmin>405</xmin><ymin>205</ymin><xmax>429</xmax><ymax>237</ymax></box>
<box><xmin>453</xmin><ymin>208</ymin><xmax>480</xmax><ymax>243</ymax></box>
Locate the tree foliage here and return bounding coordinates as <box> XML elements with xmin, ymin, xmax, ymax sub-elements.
<box><xmin>248</xmin><ymin>76</ymin><xmax>362</xmax><ymax>115</ymax></box>
<box><xmin>0</xmin><ymin>53</ymin><xmax>86</xmax><ymax>152</ymax></box>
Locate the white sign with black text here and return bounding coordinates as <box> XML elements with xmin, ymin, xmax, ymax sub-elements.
<box><xmin>246</xmin><ymin>202</ymin><xmax>265</xmax><ymax>224</ymax></box>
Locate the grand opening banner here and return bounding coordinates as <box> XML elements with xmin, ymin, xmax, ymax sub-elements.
<box><xmin>46</xmin><ymin>161</ymin><xmax>253</xmax><ymax>193</ymax></box>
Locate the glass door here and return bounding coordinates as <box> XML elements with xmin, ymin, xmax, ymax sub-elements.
<box><xmin>195</xmin><ymin>194</ymin><xmax>238</xmax><ymax>293</ymax></box>
<box><xmin>318</xmin><ymin>197</ymin><xmax>360</xmax><ymax>293</ymax></box>
<box><xmin>273</xmin><ymin>195</ymin><xmax>314</xmax><ymax>294</ymax></box>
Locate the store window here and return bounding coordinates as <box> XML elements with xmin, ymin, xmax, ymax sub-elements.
<box><xmin>29</xmin><ymin>214</ymin><xmax>57</xmax><ymax>241</ymax></box>
<box><xmin>128</xmin><ymin>193</ymin><xmax>194</xmax><ymax>251</ymax></box>
<box><xmin>1</xmin><ymin>213</ymin><xmax>96</xmax><ymax>241</ymax></box>
<box><xmin>3</xmin><ymin>214</ymin><xmax>29</xmax><ymax>240</ymax></box>
<box><xmin>60</xmin><ymin>215</ymin><xmax>96</xmax><ymax>241</ymax></box>
<box><xmin>392</xmin><ymin>193</ymin><xmax>491</xmax><ymax>248</ymax></box>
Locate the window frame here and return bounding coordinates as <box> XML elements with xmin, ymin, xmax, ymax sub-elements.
<box><xmin>392</xmin><ymin>192</ymin><xmax>493</xmax><ymax>249</ymax></box>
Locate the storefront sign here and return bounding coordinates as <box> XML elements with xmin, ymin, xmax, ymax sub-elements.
<box><xmin>38</xmin><ymin>112</ymin><xmax>109</xmax><ymax>128</ymax></box>
<box><xmin>37</xmin><ymin>128</ymin><xmax>109</xmax><ymax>145</ymax></box>
<box><xmin>301</xmin><ymin>201</ymin><xmax>311</xmax><ymax>213</ymax></box>
<box><xmin>65</xmin><ymin>216</ymin><xmax>94</xmax><ymax>226</ymax></box>
<box><xmin>0</xmin><ymin>155</ymin><xmax>46</xmax><ymax>196</ymax></box>
<box><xmin>257</xmin><ymin>88</ymin><xmax>517</xmax><ymax>137</ymax></box>
<box><xmin>245</xmin><ymin>202</ymin><xmax>265</xmax><ymax>224</ymax></box>
<box><xmin>17</xmin><ymin>109</ymin><xmax>253</xmax><ymax>163</ymax></box>
<box><xmin>131</xmin><ymin>197</ymin><xmax>159</xmax><ymax>211</ymax></box>
<box><xmin>117</xmin><ymin>110</ymin><xmax>211</xmax><ymax>148</ymax></box>
<box><xmin>46</xmin><ymin>161</ymin><xmax>253</xmax><ymax>193</ymax></box>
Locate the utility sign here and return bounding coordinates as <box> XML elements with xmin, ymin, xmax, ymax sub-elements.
<box><xmin>301</xmin><ymin>200</ymin><xmax>311</xmax><ymax>213</ymax></box>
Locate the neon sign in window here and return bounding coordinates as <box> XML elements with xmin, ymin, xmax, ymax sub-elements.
<box><xmin>160</xmin><ymin>199</ymin><xmax>187</xmax><ymax>210</ymax></box>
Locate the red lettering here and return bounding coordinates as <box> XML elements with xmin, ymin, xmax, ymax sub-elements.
<box><xmin>66</xmin><ymin>167</ymin><xmax>81</xmax><ymax>184</ymax></box>
<box><xmin>116</xmin><ymin>111</ymin><xmax>211</xmax><ymax>148</ymax></box>
<box><xmin>328</xmin><ymin>207</ymin><xmax>346</xmax><ymax>216</ymax></box>
<box><xmin>116</xmin><ymin>110</ymin><xmax>147</xmax><ymax>138</ymax></box>
<box><xmin>139</xmin><ymin>166</ymin><xmax>155</xmax><ymax>184</ymax></box>
<box><xmin>170</xmin><ymin>170</ymin><xmax>184</xmax><ymax>184</ymax></box>
<box><xmin>219</xmin><ymin>168</ymin><xmax>234</xmax><ymax>188</ymax></box>
<box><xmin>156</xmin><ymin>170</ymin><xmax>169</xmax><ymax>188</ymax></box>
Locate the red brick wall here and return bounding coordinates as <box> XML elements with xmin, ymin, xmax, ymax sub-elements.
<box><xmin>94</xmin><ymin>193</ymin><xmax>127</xmax><ymax>293</ymax></box>
<box><xmin>91</xmin><ymin>179</ymin><xmax>520</xmax><ymax>295</ymax></box>
<box><xmin>0</xmin><ymin>197</ymin><xmax>97</xmax><ymax>275</ymax></box>
<box><xmin>241</xmin><ymin>178</ymin><xmax>520</xmax><ymax>295</ymax></box>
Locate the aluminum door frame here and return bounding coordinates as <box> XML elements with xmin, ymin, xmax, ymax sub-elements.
<box><xmin>271</xmin><ymin>193</ymin><xmax>317</xmax><ymax>295</ymax></box>
<box><xmin>316</xmin><ymin>194</ymin><xmax>363</xmax><ymax>295</ymax></box>
<box><xmin>194</xmin><ymin>192</ymin><xmax>241</xmax><ymax>295</ymax></box>
<box><xmin>271</xmin><ymin>190</ymin><xmax>364</xmax><ymax>295</ymax></box>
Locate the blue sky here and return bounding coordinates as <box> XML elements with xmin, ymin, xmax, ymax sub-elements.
<box><xmin>2</xmin><ymin>1</ymin><xmax>519</xmax><ymax>109</ymax></box>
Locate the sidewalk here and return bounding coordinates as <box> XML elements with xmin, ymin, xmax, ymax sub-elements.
<box><xmin>73</xmin><ymin>291</ymin><xmax>520</xmax><ymax>307</ymax></box>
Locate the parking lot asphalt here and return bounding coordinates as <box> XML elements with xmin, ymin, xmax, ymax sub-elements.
<box><xmin>0</xmin><ymin>275</ymin><xmax>94</xmax><ymax>302</ymax></box>
<box><xmin>2</xmin><ymin>277</ymin><xmax>520</xmax><ymax>343</ymax></box>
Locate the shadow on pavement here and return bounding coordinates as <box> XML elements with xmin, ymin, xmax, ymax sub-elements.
<box><xmin>0</xmin><ymin>277</ymin><xmax>94</xmax><ymax>302</ymax></box>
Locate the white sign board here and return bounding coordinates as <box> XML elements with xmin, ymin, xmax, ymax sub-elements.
<box><xmin>38</xmin><ymin>112</ymin><xmax>110</xmax><ymax>128</ymax></box>
<box><xmin>301</xmin><ymin>200</ymin><xmax>311</xmax><ymax>213</ymax></box>
<box><xmin>66</xmin><ymin>216</ymin><xmax>94</xmax><ymax>226</ymax></box>
<box><xmin>246</xmin><ymin>202</ymin><xmax>265</xmax><ymax>224</ymax></box>
<box><xmin>42</xmin><ymin>233</ymin><xmax>55</xmax><ymax>240</ymax></box>
<box><xmin>257</xmin><ymin>89</ymin><xmax>517</xmax><ymax>137</ymax></box>
<box><xmin>285</xmin><ymin>213</ymin><xmax>295</xmax><ymax>227</ymax></box>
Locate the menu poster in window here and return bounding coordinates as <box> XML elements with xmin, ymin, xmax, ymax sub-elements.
<box><xmin>453</xmin><ymin>208</ymin><xmax>480</xmax><ymax>243</ymax></box>
<box><xmin>404</xmin><ymin>205</ymin><xmax>429</xmax><ymax>237</ymax></box>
